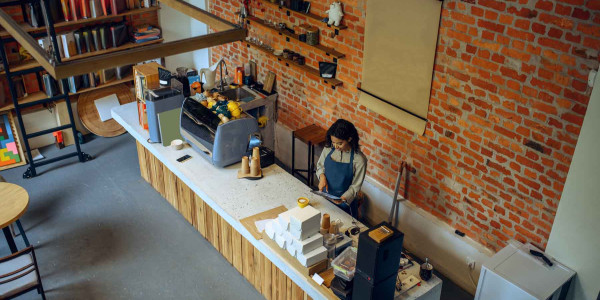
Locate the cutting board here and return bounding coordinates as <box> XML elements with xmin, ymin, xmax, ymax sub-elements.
<box><xmin>239</xmin><ymin>205</ymin><xmax>287</xmax><ymax>240</ymax></box>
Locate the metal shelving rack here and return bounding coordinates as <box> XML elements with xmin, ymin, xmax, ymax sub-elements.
<box><xmin>0</xmin><ymin>0</ymin><xmax>92</xmax><ymax>178</ymax></box>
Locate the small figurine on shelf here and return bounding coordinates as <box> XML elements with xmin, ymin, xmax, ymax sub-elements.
<box><xmin>325</xmin><ymin>1</ymin><xmax>344</xmax><ymax>27</ymax></box>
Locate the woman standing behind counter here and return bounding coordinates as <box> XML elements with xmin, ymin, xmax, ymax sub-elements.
<box><xmin>316</xmin><ymin>119</ymin><xmax>367</xmax><ymax>217</ymax></box>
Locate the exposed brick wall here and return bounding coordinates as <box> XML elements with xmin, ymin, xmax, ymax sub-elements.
<box><xmin>212</xmin><ymin>0</ymin><xmax>599</xmax><ymax>252</ymax></box>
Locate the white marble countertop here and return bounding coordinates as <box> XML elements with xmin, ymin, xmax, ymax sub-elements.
<box><xmin>112</xmin><ymin>102</ymin><xmax>362</xmax><ymax>300</ymax></box>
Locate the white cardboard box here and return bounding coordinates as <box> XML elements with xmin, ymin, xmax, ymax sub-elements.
<box><xmin>278</xmin><ymin>207</ymin><xmax>302</xmax><ymax>231</ymax></box>
<box><xmin>290</xmin><ymin>226</ymin><xmax>319</xmax><ymax>241</ymax></box>
<box><xmin>290</xmin><ymin>206</ymin><xmax>321</xmax><ymax>233</ymax></box>
<box><xmin>297</xmin><ymin>246</ymin><xmax>327</xmax><ymax>267</ymax></box>
<box><xmin>292</xmin><ymin>233</ymin><xmax>323</xmax><ymax>255</ymax></box>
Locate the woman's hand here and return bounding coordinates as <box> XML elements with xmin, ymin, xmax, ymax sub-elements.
<box><xmin>318</xmin><ymin>174</ymin><xmax>328</xmax><ymax>192</ymax></box>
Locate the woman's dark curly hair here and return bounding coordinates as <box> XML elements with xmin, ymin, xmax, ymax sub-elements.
<box><xmin>325</xmin><ymin>119</ymin><xmax>360</xmax><ymax>151</ymax></box>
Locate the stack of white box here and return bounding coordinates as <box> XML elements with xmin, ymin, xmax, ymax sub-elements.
<box><xmin>265</xmin><ymin>206</ymin><xmax>327</xmax><ymax>267</ymax></box>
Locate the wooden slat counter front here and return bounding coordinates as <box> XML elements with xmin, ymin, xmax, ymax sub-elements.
<box><xmin>112</xmin><ymin>102</ymin><xmax>360</xmax><ymax>300</ymax></box>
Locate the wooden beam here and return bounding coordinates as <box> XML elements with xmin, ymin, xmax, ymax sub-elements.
<box><xmin>159</xmin><ymin>0</ymin><xmax>238</xmax><ymax>31</ymax></box>
<box><xmin>0</xmin><ymin>8</ymin><xmax>55</xmax><ymax>77</ymax></box>
<box><xmin>53</xmin><ymin>28</ymin><xmax>246</xmax><ymax>79</ymax></box>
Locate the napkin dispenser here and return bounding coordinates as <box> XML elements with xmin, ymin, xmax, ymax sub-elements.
<box><xmin>180</xmin><ymin>98</ymin><xmax>259</xmax><ymax>167</ymax></box>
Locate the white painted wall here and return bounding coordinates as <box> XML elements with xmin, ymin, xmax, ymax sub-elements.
<box><xmin>546</xmin><ymin>72</ymin><xmax>600</xmax><ymax>300</ymax></box>
<box><xmin>274</xmin><ymin>122</ymin><xmax>493</xmax><ymax>295</ymax></box>
<box><xmin>159</xmin><ymin>0</ymin><xmax>210</xmax><ymax>73</ymax></box>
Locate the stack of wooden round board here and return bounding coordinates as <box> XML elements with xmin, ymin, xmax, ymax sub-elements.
<box><xmin>77</xmin><ymin>83</ymin><xmax>135</xmax><ymax>137</ymax></box>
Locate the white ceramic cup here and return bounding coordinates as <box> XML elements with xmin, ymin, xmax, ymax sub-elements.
<box><xmin>171</xmin><ymin>139</ymin><xmax>183</xmax><ymax>150</ymax></box>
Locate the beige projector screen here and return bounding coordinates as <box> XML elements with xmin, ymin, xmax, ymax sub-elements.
<box><xmin>359</xmin><ymin>0</ymin><xmax>442</xmax><ymax>135</ymax></box>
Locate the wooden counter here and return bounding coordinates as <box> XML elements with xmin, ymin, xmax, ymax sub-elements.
<box><xmin>112</xmin><ymin>102</ymin><xmax>361</xmax><ymax>300</ymax></box>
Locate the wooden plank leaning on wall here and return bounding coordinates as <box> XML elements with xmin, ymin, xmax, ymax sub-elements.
<box><xmin>135</xmin><ymin>141</ymin><xmax>313</xmax><ymax>300</ymax></box>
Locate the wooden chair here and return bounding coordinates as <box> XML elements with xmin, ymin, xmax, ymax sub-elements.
<box><xmin>0</xmin><ymin>246</ymin><xmax>45</xmax><ymax>300</ymax></box>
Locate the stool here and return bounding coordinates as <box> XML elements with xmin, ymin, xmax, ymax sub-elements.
<box><xmin>292</xmin><ymin>124</ymin><xmax>327</xmax><ymax>187</ymax></box>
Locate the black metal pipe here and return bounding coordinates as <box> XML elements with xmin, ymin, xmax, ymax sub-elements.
<box><xmin>17</xmin><ymin>94</ymin><xmax>67</xmax><ymax>109</ymax></box>
<box><xmin>61</xmin><ymin>77</ymin><xmax>84</xmax><ymax>162</ymax></box>
<box><xmin>26</xmin><ymin>124</ymin><xmax>72</xmax><ymax>139</ymax></box>
<box><xmin>10</xmin><ymin>66</ymin><xmax>45</xmax><ymax>76</ymax></box>
<box><xmin>33</xmin><ymin>152</ymin><xmax>79</xmax><ymax>167</ymax></box>
<box><xmin>41</xmin><ymin>0</ymin><xmax>62</xmax><ymax>64</ymax></box>
<box><xmin>0</xmin><ymin>37</ymin><xmax>36</xmax><ymax>175</ymax></box>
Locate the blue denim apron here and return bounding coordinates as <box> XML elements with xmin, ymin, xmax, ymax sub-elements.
<box><xmin>324</xmin><ymin>148</ymin><xmax>358</xmax><ymax>216</ymax></box>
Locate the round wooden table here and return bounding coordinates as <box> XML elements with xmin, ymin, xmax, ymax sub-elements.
<box><xmin>0</xmin><ymin>183</ymin><xmax>29</xmax><ymax>253</ymax></box>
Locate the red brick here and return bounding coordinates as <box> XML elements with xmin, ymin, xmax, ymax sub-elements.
<box><xmin>508</xmin><ymin>6</ymin><xmax>538</xmax><ymax>18</ymax></box>
<box><xmin>565</xmin><ymin>32</ymin><xmax>581</xmax><ymax>43</ymax></box>
<box><xmin>583</xmin><ymin>37</ymin><xmax>600</xmax><ymax>49</ymax></box>
<box><xmin>554</xmin><ymin>3</ymin><xmax>572</xmax><ymax>16</ymax></box>
<box><xmin>572</xmin><ymin>7</ymin><xmax>590</xmax><ymax>20</ymax></box>
<box><xmin>561</xmin><ymin>113</ymin><xmax>584</xmax><ymax>125</ymax></box>
<box><xmin>478</xmin><ymin>19</ymin><xmax>506</xmax><ymax>33</ymax></box>
<box><xmin>479</xmin><ymin>0</ymin><xmax>507</xmax><ymax>11</ymax></box>
<box><xmin>548</xmin><ymin>27</ymin><xmax>563</xmax><ymax>38</ymax></box>
<box><xmin>535</xmin><ymin>0</ymin><xmax>554</xmax><ymax>11</ymax></box>
<box><xmin>532</xmin><ymin>22</ymin><xmax>546</xmax><ymax>34</ymax></box>
<box><xmin>588</xmin><ymin>0</ymin><xmax>600</xmax><ymax>9</ymax></box>
<box><xmin>538</xmin><ymin>37</ymin><xmax>571</xmax><ymax>52</ymax></box>
<box><xmin>472</xmin><ymin>77</ymin><xmax>498</xmax><ymax>93</ymax></box>
<box><xmin>539</xmin><ymin>13</ymin><xmax>575</xmax><ymax>29</ymax></box>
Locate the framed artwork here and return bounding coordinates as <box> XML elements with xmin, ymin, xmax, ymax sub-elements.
<box><xmin>0</xmin><ymin>112</ymin><xmax>26</xmax><ymax>171</ymax></box>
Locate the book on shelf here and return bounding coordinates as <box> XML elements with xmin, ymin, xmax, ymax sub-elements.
<box><xmin>67</xmin><ymin>76</ymin><xmax>81</xmax><ymax>94</ymax></box>
<box><xmin>89</xmin><ymin>71</ymin><xmax>101</xmax><ymax>87</ymax></box>
<box><xmin>56</xmin><ymin>34</ymin><xmax>66</xmax><ymax>58</ymax></box>
<box><xmin>69</xmin><ymin>0</ymin><xmax>80</xmax><ymax>21</ymax></box>
<box><xmin>73</xmin><ymin>30</ymin><xmax>85</xmax><ymax>55</ymax></box>
<box><xmin>110</xmin><ymin>23</ymin><xmax>128</xmax><ymax>48</ymax></box>
<box><xmin>23</xmin><ymin>73</ymin><xmax>41</xmax><ymax>95</ymax></box>
<box><xmin>99</xmin><ymin>26</ymin><xmax>112</xmax><ymax>50</ymax></box>
<box><xmin>43</xmin><ymin>74</ymin><xmax>59</xmax><ymax>97</ymax></box>
<box><xmin>80</xmin><ymin>0</ymin><xmax>91</xmax><ymax>19</ymax></box>
<box><xmin>81</xmin><ymin>73</ymin><xmax>91</xmax><ymax>89</ymax></box>
<box><xmin>101</xmin><ymin>68</ymin><xmax>116</xmax><ymax>83</ymax></box>
<box><xmin>61</xmin><ymin>0</ymin><xmax>72</xmax><ymax>21</ymax></box>
<box><xmin>90</xmin><ymin>0</ymin><xmax>104</xmax><ymax>18</ymax></box>
<box><xmin>61</xmin><ymin>32</ymin><xmax>77</xmax><ymax>58</ymax></box>
<box><xmin>116</xmin><ymin>64</ymin><xmax>132</xmax><ymax>80</ymax></box>
<box><xmin>101</xmin><ymin>0</ymin><xmax>111</xmax><ymax>15</ymax></box>
<box><xmin>26</xmin><ymin>3</ymin><xmax>45</xmax><ymax>28</ymax></box>
<box><xmin>126</xmin><ymin>0</ymin><xmax>135</xmax><ymax>9</ymax></box>
<box><xmin>91</xmin><ymin>27</ymin><xmax>101</xmax><ymax>51</ymax></box>
<box><xmin>83</xmin><ymin>29</ymin><xmax>95</xmax><ymax>52</ymax></box>
<box><xmin>111</xmin><ymin>0</ymin><xmax>126</xmax><ymax>15</ymax></box>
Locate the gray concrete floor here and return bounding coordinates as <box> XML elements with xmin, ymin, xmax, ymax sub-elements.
<box><xmin>1</xmin><ymin>134</ymin><xmax>473</xmax><ymax>300</ymax></box>
<box><xmin>0</xmin><ymin>134</ymin><xmax>264</xmax><ymax>300</ymax></box>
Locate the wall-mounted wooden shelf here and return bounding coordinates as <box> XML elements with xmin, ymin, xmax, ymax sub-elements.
<box><xmin>244</xmin><ymin>41</ymin><xmax>342</xmax><ymax>88</ymax></box>
<box><xmin>259</xmin><ymin>0</ymin><xmax>347</xmax><ymax>32</ymax></box>
<box><xmin>0</xmin><ymin>74</ymin><xmax>134</xmax><ymax>112</ymax></box>
<box><xmin>247</xmin><ymin>16</ymin><xmax>344</xmax><ymax>60</ymax></box>
<box><xmin>2</xmin><ymin>38</ymin><xmax>164</xmax><ymax>75</ymax></box>
<box><xmin>0</xmin><ymin>7</ymin><xmax>160</xmax><ymax>38</ymax></box>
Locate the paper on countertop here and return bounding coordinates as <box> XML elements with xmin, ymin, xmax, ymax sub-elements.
<box><xmin>94</xmin><ymin>94</ymin><xmax>120</xmax><ymax>122</ymax></box>
<box><xmin>255</xmin><ymin>218</ymin><xmax>273</xmax><ymax>234</ymax></box>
